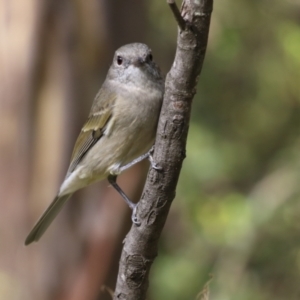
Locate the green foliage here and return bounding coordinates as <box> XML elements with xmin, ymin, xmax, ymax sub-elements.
<box><xmin>148</xmin><ymin>0</ymin><xmax>300</xmax><ymax>299</ymax></box>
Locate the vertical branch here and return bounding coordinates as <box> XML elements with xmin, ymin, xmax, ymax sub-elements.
<box><xmin>114</xmin><ymin>0</ymin><xmax>213</xmax><ymax>299</ymax></box>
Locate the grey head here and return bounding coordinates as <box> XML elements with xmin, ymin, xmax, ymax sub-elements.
<box><xmin>107</xmin><ymin>43</ymin><xmax>163</xmax><ymax>87</ymax></box>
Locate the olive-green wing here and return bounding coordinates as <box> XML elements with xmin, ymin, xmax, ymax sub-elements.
<box><xmin>67</xmin><ymin>98</ymin><xmax>115</xmax><ymax>174</ymax></box>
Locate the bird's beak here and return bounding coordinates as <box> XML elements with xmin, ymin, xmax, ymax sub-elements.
<box><xmin>133</xmin><ymin>57</ymin><xmax>145</xmax><ymax>67</ymax></box>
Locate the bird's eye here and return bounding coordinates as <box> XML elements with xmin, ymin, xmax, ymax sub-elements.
<box><xmin>148</xmin><ymin>54</ymin><xmax>153</xmax><ymax>61</ymax></box>
<box><xmin>117</xmin><ymin>56</ymin><xmax>123</xmax><ymax>65</ymax></box>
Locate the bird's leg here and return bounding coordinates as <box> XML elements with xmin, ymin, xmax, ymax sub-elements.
<box><xmin>118</xmin><ymin>152</ymin><xmax>149</xmax><ymax>173</ymax></box>
<box><xmin>107</xmin><ymin>175</ymin><xmax>140</xmax><ymax>225</ymax></box>
<box><xmin>108</xmin><ymin>147</ymin><xmax>161</xmax><ymax>225</ymax></box>
<box><xmin>118</xmin><ymin>146</ymin><xmax>161</xmax><ymax>173</ymax></box>
<box><xmin>147</xmin><ymin>146</ymin><xmax>161</xmax><ymax>170</ymax></box>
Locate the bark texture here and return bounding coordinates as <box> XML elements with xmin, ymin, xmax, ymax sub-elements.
<box><xmin>113</xmin><ymin>0</ymin><xmax>213</xmax><ymax>299</ymax></box>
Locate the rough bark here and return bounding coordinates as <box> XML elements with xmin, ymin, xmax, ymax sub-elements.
<box><xmin>113</xmin><ymin>0</ymin><xmax>213</xmax><ymax>299</ymax></box>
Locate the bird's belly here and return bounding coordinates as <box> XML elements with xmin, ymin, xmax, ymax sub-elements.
<box><xmin>79</xmin><ymin>120</ymin><xmax>155</xmax><ymax>179</ymax></box>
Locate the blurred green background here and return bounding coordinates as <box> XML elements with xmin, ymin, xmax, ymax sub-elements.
<box><xmin>1</xmin><ymin>0</ymin><xmax>300</xmax><ymax>299</ymax></box>
<box><xmin>150</xmin><ymin>0</ymin><xmax>300</xmax><ymax>299</ymax></box>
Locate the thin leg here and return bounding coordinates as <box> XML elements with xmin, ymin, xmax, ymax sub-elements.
<box><xmin>119</xmin><ymin>152</ymin><xmax>149</xmax><ymax>173</ymax></box>
<box><xmin>107</xmin><ymin>175</ymin><xmax>140</xmax><ymax>225</ymax></box>
<box><xmin>118</xmin><ymin>146</ymin><xmax>161</xmax><ymax>173</ymax></box>
<box><xmin>148</xmin><ymin>150</ymin><xmax>161</xmax><ymax>170</ymax></box>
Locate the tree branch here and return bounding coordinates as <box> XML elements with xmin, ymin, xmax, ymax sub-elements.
<box><xmin>113</xmin><ymin>0</ymin><xmax>213</xmax><ymax>299</ymax></box>
<box><xmin>167</xmin><ymin>0</ymin><xmax>186</xmax><ymax>31</ymax></box>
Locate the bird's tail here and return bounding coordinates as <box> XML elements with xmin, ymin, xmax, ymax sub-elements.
<box><xmin>25</xmin><ymin>194</ymin><xmax>71</xmax><ymax>245</ymax></box>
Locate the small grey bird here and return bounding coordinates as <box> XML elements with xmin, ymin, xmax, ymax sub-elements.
<box><xmin>25</xmin><ymin>43</ymin><xmax>164</xmax><ymax>245</ymax></box>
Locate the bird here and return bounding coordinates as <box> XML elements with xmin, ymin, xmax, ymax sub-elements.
<box><xmin>25</xmin><ymin>43</ymin><xmax>164</xmax><ymax>245</ymax></box>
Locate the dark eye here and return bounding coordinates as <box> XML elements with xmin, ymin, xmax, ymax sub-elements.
<box><xmin>148</xmin><ymin>54</ymin><xmax>153</xmax><ymax>61</ymax></box>
<box><xmin>117</xmin><ymin>56</ymin><xmax>123</xmax><ymax>65</ymax></box>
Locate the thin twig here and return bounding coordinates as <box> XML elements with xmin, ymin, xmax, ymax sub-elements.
<box><xmin>167</xmin><ymin>0</ymin><xmax>186</xmax><ymax>30</ymax></box>
<box><xmin>195</xmin><ymin>275</ymin><xmax>213</xmax><ymax>300</ymax></box>
<box><xmin>100</xmin><ymin>285</ymin><xmax>114</xmax><ymax>299</ymax></box>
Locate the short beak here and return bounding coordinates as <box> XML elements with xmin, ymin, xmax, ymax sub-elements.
<box><xmin>133</xmin><ymin>57</ymin><xmax>145</xmax><ymax>67</ymax></box>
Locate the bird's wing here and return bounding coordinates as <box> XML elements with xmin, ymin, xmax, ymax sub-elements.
<box><xmin>67</xmin><ymin>92</ymin><xmax>116</xmax><ymax>174</ymax></box>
